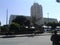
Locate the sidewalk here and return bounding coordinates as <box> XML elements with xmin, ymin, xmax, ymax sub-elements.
<box><xmin>1</xmin><ymin>32</ymin><xmax>60</xmax><ymax>38</ymax></box>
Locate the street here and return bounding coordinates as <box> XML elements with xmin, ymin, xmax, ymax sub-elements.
<box><xmin>0</xmin><ymin>33</ymin><xmax>52</xmax><ymax>45</ymax></box>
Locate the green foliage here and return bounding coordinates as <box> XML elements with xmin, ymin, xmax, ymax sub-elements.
<box><xmin>31</xmin><ymin>16</ymin><xmax>44</xmax><ymax>33</ymax></box>
<box><xmin>12</xmin><ymin>16</ymin><xmax>27</xmax><ymax>25</ymax></box>
<box><xmin>9</xmin><ymin>22</ymin><xmax>20</xmax><ymax>34</ymax></box>
<box><xmin>24</xmin><ymin>20</ymin><xmax>31</xmax><ymax>28</ymax></box>
<box><xmin>46</xmin><ymin>22</ymin><xmax>58</xmax><ymax>30</ymax></box>
<box><xmin>47</xmin><ymin>30</ymin><xmax>54</xmax><ymax>33</ymax></box>
<box><xmin>11</xmin><ymin>22</ymin><xmax>20</xmax><ymax>28</ymax></box>
<box><xmin>12</xmin><ymin>16</ymin><xmax>31</xmax><ymax>29</ymax></box>
<box><xmin>1</xmin><ymin>25</ymin><xmax>9</xmax><ymax>34</ymax></box>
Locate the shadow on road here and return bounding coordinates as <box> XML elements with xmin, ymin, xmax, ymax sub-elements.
<box><xmin>1</xmin><ymin>35</ymin><xmax>16</xmax><ymax>38</ymax></box>
<box><xmin>0</xmin><ymin>33</ymin><xmax>52</xmax><ymax>38</ymax></box>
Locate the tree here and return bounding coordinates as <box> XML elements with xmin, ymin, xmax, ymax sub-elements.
<box><xmin>58</xmin><ymin>22</ymin><xmax>60</xmax><ymax>26</ymax></box>
<box><xmin>1</xmin><ymin>25</ymin><xmax>9</xmax><ymax>35</ymax></box>
<box><xmin>31</xmin><ymin>16</ymin><xmax>44</xmax><ymax>34</ymax></box>
<box><xmin>0</xmin><ymin>22</ymin><xmax>1</xmax><ymax>33</ymax></box>
<box><xmin>46</xmin><ymin>22</ymin><xmax>57</xmax><ymax>30</ymax></box>
<box><xmin>24</xmin><ymin>20</ymin><xmax>31</xmax><ymax>28</ymax></box>
<box><xmin>12</xmin><ymin>16</ymin><xmax>27</xmax><ymax>26</ymax></box>
<box><xmin>9</xmin><ymin>22</ymin><xmax>20</xmax><ymax>34</ymax></box>
<box><xmin>12</xmin><ymin>16</ymin><xmax>31</xmax><ymax>31</ymax></box>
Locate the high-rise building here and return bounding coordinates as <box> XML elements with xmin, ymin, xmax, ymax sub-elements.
<box><xmin>9</xmin><ymin>3</ymin><xmax>58</xmax><ymax>25</ymax></box>
<box><xmin>31</xmin><ymin>3</ymin><xmax>44</xmax><ymax>25</ymax></box>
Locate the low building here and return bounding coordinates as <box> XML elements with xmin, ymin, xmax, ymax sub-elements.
<box><xmin>43</xmin><ymin>18</ymin><xmax>58</xmax><ymax>24</ymax></box>
<box><xmin>9</xmin><ymin>15</ymin><xmax>58</xmax><ymax>25</ymax></box>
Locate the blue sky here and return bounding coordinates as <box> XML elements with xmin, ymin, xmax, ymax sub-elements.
<box><xmin>0</xmin><ymin>0</ymin><xmax>60</xmax><ymax>25</ymax></box>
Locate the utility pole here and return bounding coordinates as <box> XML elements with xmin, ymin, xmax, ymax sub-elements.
<box><xmin>6</xmin><ymin>9</ymin><xmax>8</xmax><ymax>25</ymax></box>
<box><xmin>47</xmin><ymin>13</ymin><xmax>49</xmax><ymax>31</ymax></box>
<box><xmin>47</xmin><ymin>13</ymin><xmax>49</xmax><ymax>23</ymax></box>
<box><xmin>6</xmin><ymin>9</ymin><xmax>9</xmax><ymax>35</ymax></box>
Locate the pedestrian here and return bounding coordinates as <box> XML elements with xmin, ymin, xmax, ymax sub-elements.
<box><xmin>51</xmin><ymin>30</ymin><xmax>59</xmax><ymax>45</ymax></box>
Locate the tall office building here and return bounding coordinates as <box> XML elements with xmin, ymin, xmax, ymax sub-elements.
<box><xmin>31</xmin><ymin>3</ymin><xmax>44</xmax><ymax>25</ymax></box>
<box><xmin>9</xmin><ymin>3</ymin><xmax>58</xmax><ymax>25</ymax></box>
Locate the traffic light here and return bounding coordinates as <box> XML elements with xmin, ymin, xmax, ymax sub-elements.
<box><xmin>56</xmin><ymin>0</ymin><xmax>60</xmax><ymax>2</ymax></box>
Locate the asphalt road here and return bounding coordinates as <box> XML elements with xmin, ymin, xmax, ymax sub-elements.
<box><xmin>0</xmin><ymin>33</ymin><xmax>52</xmax><ymax>45</ymax></box>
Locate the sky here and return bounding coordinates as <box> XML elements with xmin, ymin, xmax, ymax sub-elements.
<box><xmin>0</xmin><ymin>0</ymin><xmax>60</xmax><ymax>25</ymax></box>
